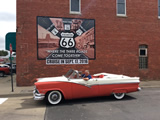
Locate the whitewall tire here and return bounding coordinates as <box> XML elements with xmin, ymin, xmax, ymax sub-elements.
<box><xmin>113</xmin><ymin>93</ymin><xmax>125</xmax><ymax>100</ymax></box>
<box><xmin>47</xmin><ymin>91</ymin><xmax>62</xmax><ymax>105</ymax></box>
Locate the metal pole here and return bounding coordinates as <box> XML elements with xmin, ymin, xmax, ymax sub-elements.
<box><xmin>10</xmin><ymin>53</ymin><xmax>14</xmax><ymax>92</ymax></box>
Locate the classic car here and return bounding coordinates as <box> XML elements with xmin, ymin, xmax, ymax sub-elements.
<box><xmin>0</xmin><ymin>64</ymin><xmax>10</xmax><ymax>77</ymax></box>
<box><xmin>33</xmin><ymin>69</ymin><xmax>141</xmax><ymax>105</ymax></box>
<box><xmin>5</xmin><ymin>63</ymin><xmax>16</xmax><ymax>73</ymax></box>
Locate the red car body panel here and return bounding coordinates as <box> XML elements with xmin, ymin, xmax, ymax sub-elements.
<box><xmin>0</xmin><ymin>67</ymin><xmax>10</xmax><ymax>74</ymax></box>
<box><xmin>35</xmin><ymin>82</ymin><xmax>72</xmax><ymax>99</ymax></box>
<box><xmin>35</xmin><ymin>81</ymin><xmax>140</xmax><ymax>100</ymax></box>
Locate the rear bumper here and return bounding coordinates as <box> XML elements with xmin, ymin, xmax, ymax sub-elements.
<box><xmin>33</xmin><ymin>90</ymin><xmax>45</xmax><ymax>100</ymax></box>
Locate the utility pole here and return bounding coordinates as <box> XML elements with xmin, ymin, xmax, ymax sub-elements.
<box><xmin>10</xmin><ymin>44</ymin><xmax>14</xmax><ymax>92</ymax></box>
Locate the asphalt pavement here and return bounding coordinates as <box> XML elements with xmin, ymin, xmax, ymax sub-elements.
<box><xmin>45</xmin><ymin>88</ymin><xmax>160</xmax><ymax>120</ymax></box>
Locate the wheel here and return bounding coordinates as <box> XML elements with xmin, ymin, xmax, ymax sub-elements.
<box><xmin>0</xmin><ymin>72</ymin><xmax>4</xmax><ymax>77</ymax></box>
<box><xmin>113</xmin><ymin>93</ymin><xmax>125</xmax><ymax>100</ymax></box>
<box><xmin>47</xmin><ymin>91</ymin><xmax>62</xmax><ymax>105</ymax></box>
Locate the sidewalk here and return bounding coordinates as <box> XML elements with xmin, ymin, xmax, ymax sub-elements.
<box><xmin>0</xmin><ymin>74</ymin><xmax>33</xmax><ymax>97</ymax></box>
<box><xmin>0</xmin><ymin>75</ymin><xmax>46</xmax><ymax>120</ymax></box>
<box><xmin>140</xmin><ymin>80</ymin><xmax>160</xmax><ymax>88</ymax></box>
<box><xmin>0</xmin><ymin>75</ymin><xmax>160</xmax><ymax>97</ymax></box>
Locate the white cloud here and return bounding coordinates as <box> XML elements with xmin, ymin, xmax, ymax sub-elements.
<box><xmin>0</xmin><ymin>0</ymin><xmax>16</xmax><ymax>50</ymax></box>
<box><xmin>0</xmin><ymin>12</ymin><xmax>16</xmax><ymax>22</ymax></box>
<box><xmin>0</xmin><ymin>0</ymin><xmax>16</xmax><ymax>14</ymax></box>
<box><xmin>0</xmin><ymin>36</ymin><xmax>5</xmax><ymax>50</ymax></box>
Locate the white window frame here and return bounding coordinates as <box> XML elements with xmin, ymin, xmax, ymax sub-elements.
<box><xmin>70</xmin><ymin>0</ymin><xmax>81</xmax><ymax>14</ymax></box>
<box><xmin>139</xmin><ymin>48</ymin><xmax>148</xmax><ymax>57</ymax></box>
<box><xmin>116</xmin><ymin>0</ymin><xmax>127</xmax><ymax>17</ymax></box>
<box><xmin>158</xmin><ymin>0</ymin><xmax>160</xmax><ymax>19</ymax></box>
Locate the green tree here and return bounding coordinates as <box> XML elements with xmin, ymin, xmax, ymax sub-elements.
<box><xmin>0</xmin><ymin>50</ymin><xmax>8</xmax><ymax>56</ymax></box>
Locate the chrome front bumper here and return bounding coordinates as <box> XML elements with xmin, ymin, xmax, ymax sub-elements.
<box><xmin>33</xmin><ymin>90</ymin><xmax>45</xmax><ymax>100</ymax></box>
<box><xmin>138</xmin><ymin>87</ymin><xmax>141</xmax><ymax>91</ymax></box>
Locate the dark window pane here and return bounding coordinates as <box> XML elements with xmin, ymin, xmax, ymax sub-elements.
<box><xmin>140</xmin><ymin>50</ymin><xmax>146</xmax><ymax>56</ymax></box>
<box><xmin>159</xmin><ymin>0</ymin><xmax>160</xmax><ymax>6</ymax></box>
<box><xmin>139</xmin><ymin>45</ymin><xmax>148</xmax><ymax>69</ymax></box>
<box><xmin>118</xmin><ymin>4</ymin><xmax>125</xmax><ymax>14</ymax></box>
<box><xmin>118</xmin><ymin>0</ymin><xmax>125</xmax><ymax>4</ymax></box>
<box><xmin>139</xmin><ymin>57</ymin><xmax>148</xmax><ymax>69</ymax></box>
<box><xmin>71</xmin><ymin>0</ymin><xmax>80</xmax><ymax>12</ymax></box>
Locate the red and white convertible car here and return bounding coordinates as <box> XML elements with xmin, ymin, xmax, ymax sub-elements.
<box><xmin>33</xmin><ymin>69</ymin><xmax>141</xmax><ymax>105</ymax></box>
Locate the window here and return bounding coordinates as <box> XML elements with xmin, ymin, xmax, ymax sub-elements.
<box><xmin>158</xmin><ymin>0</ymin><xmax>160</xmax><ymax>18</ymax></box>
<box><xmin>70</xmin><ymin>0</ymin><xmax>81</xmax><ymax>14</ymax></box>
<box><xmin>139</xmin><ymin>45</ymin><xmax>148</xmax><ymax>69</ymax></box>
<box><xmin>117</xmin><ymin>0</ymin><xmax>126</xmax><ymax>16</ymax></box>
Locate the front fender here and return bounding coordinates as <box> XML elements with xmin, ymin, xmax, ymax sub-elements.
<box><xmin>35</xmin><ymin>81</ymin><xmax>72</xmax><ymax>100</ymax></box>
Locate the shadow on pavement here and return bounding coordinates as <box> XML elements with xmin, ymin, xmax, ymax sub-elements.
<box><xmin>16</xmin><ymin>98</ymin><xmax>46</xmax><ymax>110</ymax></box>
<box><xmin>47</xmin><ymin>95</ymin><xmax>136</xmax><ymax>107</ymax></box>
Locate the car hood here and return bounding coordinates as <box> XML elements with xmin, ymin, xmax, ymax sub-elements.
<box><xmin>36</xmin><ymin>76</ymin><xmax>68</xmax><ymax>82</ymax></box>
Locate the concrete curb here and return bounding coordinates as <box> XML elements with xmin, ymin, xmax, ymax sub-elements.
<box><xmin>0</xmin><ymin>93</ymin><xmax>33</xmax><ymax>98</ymax></box>
<box><xmin>141</xmin><ymin>86</ymin><xmax>160</xmax><ymax>88</ymax></box>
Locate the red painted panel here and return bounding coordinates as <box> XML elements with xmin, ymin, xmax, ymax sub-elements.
<box><xmin>0</xmin><ymin>67</ymin><xmax>10</xmax><ymax>74</ymax></box>
<box><xmin>71</xmin><ymin>83</ymin><xmax>99</xmax><ymax>99</ymax></box>
<box><xmin>35</xmin><ymin>81</ymin><xmax>140</xmax><ymax>100</ymax></box>
<box><xmin>98</xmin><ymin>83</ymin><xmax>139</xmax><ymax>96</ymax></box>
<box><xmin>35</xmin><ymin>82</ymin><xmax>72</xmax><ymax>99</ymax></box>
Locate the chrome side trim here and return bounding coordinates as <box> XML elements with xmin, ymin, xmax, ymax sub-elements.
<box><xmin>71</xmin><ymin>82</ymin><xmax>140</xmax><ymax>88</ymax></box>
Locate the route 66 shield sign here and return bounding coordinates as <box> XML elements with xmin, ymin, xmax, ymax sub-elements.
<box><xmin>60</xmin><ymin>37</ymin><xmax>75</xmax><ymax>48</ymax></box>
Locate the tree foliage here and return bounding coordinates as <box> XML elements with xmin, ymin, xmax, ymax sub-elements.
<box><xmin>0</xmin><ymin>50</ymin><xmax>8</xmax><ymax>56</ymax></box>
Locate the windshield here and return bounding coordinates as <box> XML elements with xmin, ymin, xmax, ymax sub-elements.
<box><xmin>64</xmin><ymin>69</ymin><xmax>82</xmax><ymax>79</ymax></box>
<box><xmin>64</xmin><ymin>69</ymin><xmax>74</xmax><ymax>78</ymax></box>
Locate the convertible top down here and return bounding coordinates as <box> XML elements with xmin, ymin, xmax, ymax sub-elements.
<box><xmin>33</xmin><ymin>69</ymin><xmax>141</xmax><ymax>105</ymax></box>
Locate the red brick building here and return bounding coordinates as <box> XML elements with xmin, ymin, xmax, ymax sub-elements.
<box><xmin>17</xmin><ymin>0</ymin><xmax>160</xmax><ymax>86</ymax></box>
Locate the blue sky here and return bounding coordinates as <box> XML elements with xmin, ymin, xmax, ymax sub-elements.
<box><xmin>0</xmin><ymin>0</ymin><xmax>16</xmax><ymax>50</ymax></box>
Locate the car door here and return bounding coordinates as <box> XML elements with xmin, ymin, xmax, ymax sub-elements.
<box><xmin>70</xmin><ymin>78</ymin><xmax>99</xmax><ymax>99</ymax></box>
<box><xmin>96</xmin><ymin>77</ymin><xmax>113</xmax><ymax>96</ymax></box>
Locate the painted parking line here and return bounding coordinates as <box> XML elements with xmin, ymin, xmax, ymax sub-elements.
<box><xmin>0</xmin><ymin>98</ymin><xmax>8</xmax><ymax>104</ymax></box>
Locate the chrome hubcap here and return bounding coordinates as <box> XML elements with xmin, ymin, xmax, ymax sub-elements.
<box><xmin>51</xmin><ymin>94</ymin><xmax>59</xmax><ymax>101</ymax></box>
<box><xmin>116</xmin><ymin>93</ymin><xmax>123</xmax><ymax>96</ymax></box>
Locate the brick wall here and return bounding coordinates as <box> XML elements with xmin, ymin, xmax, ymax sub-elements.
<box><xmin>16</xmin><ymin>0</ymin><xmax>160</xmax><ymax>86</ymax></box>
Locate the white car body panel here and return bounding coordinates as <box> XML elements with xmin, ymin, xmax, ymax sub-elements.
<box><xmin>36</xmin><ymin>73</ymin><xmax>140</xmax><ymax>86</ymax></box>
